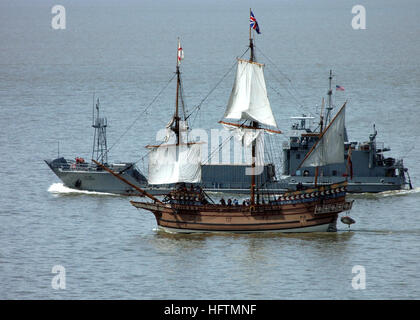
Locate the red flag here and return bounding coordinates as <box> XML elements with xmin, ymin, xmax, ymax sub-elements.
<box><xmin>177</xmin><ymin>39</ymin><xmax>184</xmax><ymax>65</ymax></box>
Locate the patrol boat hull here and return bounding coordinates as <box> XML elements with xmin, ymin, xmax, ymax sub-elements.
<box><xmin>46</xmin><ymin>160</ymin><xmax>408</xmax><ymax>195</ymax></box>
<box><xmin>45</xmin><ymin>158</ymin><xmax>150</xmax><ymax>195</ymax></box>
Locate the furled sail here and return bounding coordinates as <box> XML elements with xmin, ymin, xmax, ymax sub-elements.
<box><xmin>147</xmin><ymin>143</ymin><xmax>202</xmax><ymax>185</ymax></box>
<box><xmin>300</xmin><ymin>103</ymin><xmax>346</xmax><ymax>167</ymax></box>
<box><xmin>164</xmin><ymin>119</ymin><xmax>189</xmax><ymax>143</ymax></box>
<box><xmin>221</xmin><ymin>122</ymin><xmax>261</xmax><ymax>147</ymax></box>
<box><xmin>224</xmin><ymin>59</ymin><xmax>277</xmax><ymax>128</ymax></box>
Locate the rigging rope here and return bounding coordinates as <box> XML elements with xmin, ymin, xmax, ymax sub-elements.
<box><xmin>114</xmin><ymin>46</ymin><xmax>310</xmax><ymax>180</ymax></box>
<box><xmin>256</xmin><ymin>47</ymin><xmax>311</xmax><ymax>115</ymax></box>
<box><xmin>105</xmin><ymin>73</ymin><xmax>177</xmax><ymax>156</ymax></box>
<box><xmin>203</xmin><ymin>135</ymin><xmax>233</xmax><ymax>165</ymax></box>
<box><xmin>185</xmin><ymin>47</ymin><xmax>250</xmax><ymax>123</ymax></box>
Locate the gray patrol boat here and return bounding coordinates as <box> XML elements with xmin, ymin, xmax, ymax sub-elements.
<box><xmin>277</xmin><ymin>117</ymin><xmax>411</xmax><ymax>193</ymax></box>
<box><xmin>45</xmin><ymin>98</ymin><xmax>148</xmax><ymax>195</ymax></box>
<box><xmin>276</xmin><ymin>70</ymin><xmax>412</xmax><ymax>193</ymax></box>
<box><xmin>199</xmin><ymin>119</ymin><xmax>412</xmax><ymax>194</ymax></box>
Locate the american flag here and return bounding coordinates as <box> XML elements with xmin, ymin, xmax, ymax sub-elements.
<box><xmin>250</xmin><ymin>11</ymin><xmax>261</xmax><ymax>34</ymax></box>
<box><xmin>336</xmin><ymin>85</ymin><xmax>345</xmax><ymax>91</ymax></box>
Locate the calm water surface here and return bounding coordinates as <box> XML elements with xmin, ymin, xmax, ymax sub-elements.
<box><xmin>0</xmin><ymin>0</ymin><xmax>419</xmax><ymax>299</ymax></box>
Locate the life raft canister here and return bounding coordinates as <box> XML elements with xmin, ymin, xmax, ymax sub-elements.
<box><xmin>75</xmin><ymin>157</ymin><xmax>85</xmax><ymax>164</ymax></box>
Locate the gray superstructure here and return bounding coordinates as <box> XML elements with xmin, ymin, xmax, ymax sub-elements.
<box><xmin>277</xmin><ymin>117</ymin><xmax>411</xmax><ymax>193</ymax></box>
<box><xmin>275</xmin><ymin>70</ymin><xmax>412</xmax><ymax>193</ymax></box>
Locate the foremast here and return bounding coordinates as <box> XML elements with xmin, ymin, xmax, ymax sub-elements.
<box><xmin>145</xmin><ymin>39</ymin><xmax>202</xmax><ymax>186</ymax></box>
<box><xmin>173</xmin><ymin>38</ymin><xmax>183</xmax><ymax>146</ymax></box>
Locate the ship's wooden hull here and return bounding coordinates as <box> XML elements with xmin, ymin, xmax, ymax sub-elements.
<box><xmin>131</xmin><ymin>183</ymin><xmax>353</xmax><ymax>233</ymax></box>
<box><xmin>157</xmin><ymin>222</ymin><xmax>334</xmax><ymax>234</ymax></box>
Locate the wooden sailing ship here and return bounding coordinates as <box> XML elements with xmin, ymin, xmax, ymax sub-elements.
<box><xmin>96</xmin><ymin>14</ymin><xmax>353</xmax><ymax>233</ymax></box>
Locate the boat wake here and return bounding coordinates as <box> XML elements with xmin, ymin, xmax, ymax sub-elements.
<box><xmin>349</xmin><ymin>186</ymin><xmax>420</xmax><ymax>199</ymax></box>
<box><xmin>47</xmin><ymin>183</ymin><xmax>119</xmax><ymax>196</ymax></box>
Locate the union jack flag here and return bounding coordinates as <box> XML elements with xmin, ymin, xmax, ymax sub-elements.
<box><xmin>250</xmin><ymin>11</ymin><xmax>261</xmax><ymax>34</ymax></box>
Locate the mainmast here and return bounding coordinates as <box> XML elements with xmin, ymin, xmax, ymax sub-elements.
<box><xmin>249</xmin><ymin>8</ymin><xmax>257</xmax><ymax>205</ymax></box>
<box><xmin>222</xmin><ymin>10</ymin><xmax>278</xmax><ymax>204</ymax></box>
<box><xmin>249</xmin><ymin>9</ymin><xmax>256</xmax><ymax>63</ymax></box>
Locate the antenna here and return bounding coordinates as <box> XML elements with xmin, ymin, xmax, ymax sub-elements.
<box><xmin>91</xmin><ymin>98</ymin><xmax>108</xmax><ymax>164</ymax></box>
<box><xmin>92</xmin><ymin>92</ymin><xmax>95</xmax><ymax>127</ymax></box>
<box><xmin>320</xmin><ymin>97</ymin><xmax>325</xmax><ymax>132</ymax></box>
<box><xmin>325</xmin><ymin>70</ymin><xmax>334</xmax><ymax>124</ymax></box>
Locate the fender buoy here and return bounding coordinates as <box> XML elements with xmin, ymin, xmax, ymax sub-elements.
<box><xmin>74</xmin><ymin>179</ymin><xmax>82</xmax><ymax>189</ymax></box>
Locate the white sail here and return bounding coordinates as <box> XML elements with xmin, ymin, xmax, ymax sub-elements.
<box><xmin>221</xmin><ymin>122</ymin><xmax>261</xmax><ymax>147</ymax></box>
<box><xmin>148</xmin><ymin>143</ymin><xmax>201</xmax><ymax>185</ymax></box>
<box><xmin>164</xmin><ymin>119</ymin><xmax>189</xmax><ymax>143</ymax></box>
<box><xmin>220</xmin><ymin>122</ymin><xmax>266</xmax><ymax>169</ymax></box>
<box><xmin>300</xmin><ymin>104</ymin><xmax>346</xmax><ymax>167</ymax></box>
<box><xmin>224</xmin><ymin>59</ymin><xmax>277</xmax><ymax>128</ymax></box>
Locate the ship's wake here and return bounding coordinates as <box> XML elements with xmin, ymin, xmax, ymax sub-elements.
<box><xmin>350</xmin><ymin>186</ymin><xmax>420</xmax><ymax>199</ymax></box>
<box><xmin>47</xmin><ymin>183</ymin><xmax>119</xmax><ymax>196</ymax></box>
